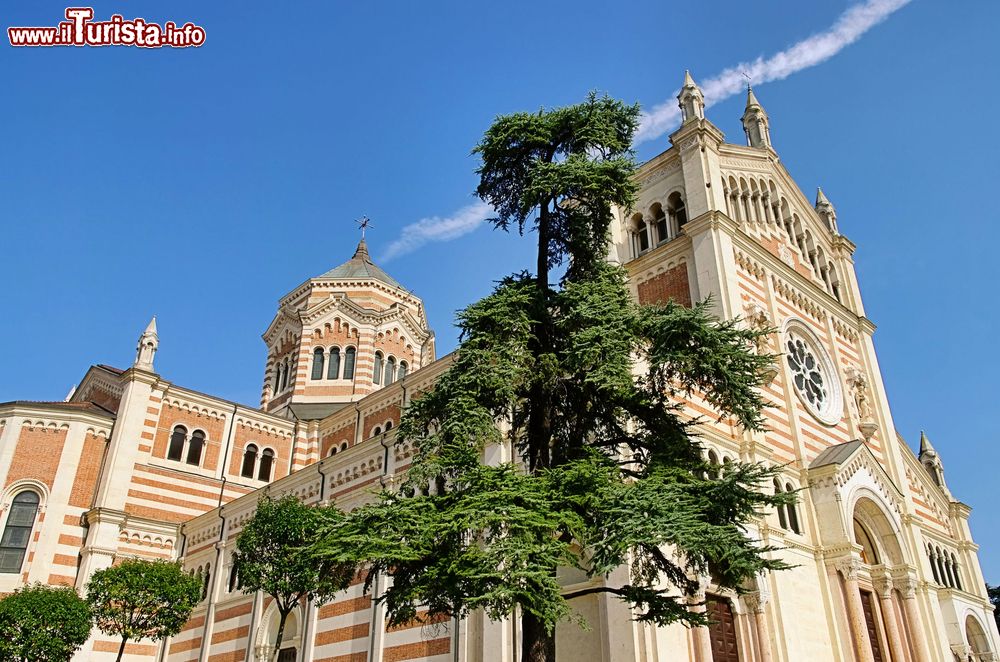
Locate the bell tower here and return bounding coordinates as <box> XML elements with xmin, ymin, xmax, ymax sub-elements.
<box><xmin>260</xmin><ymin>235</ymin><xmax>435</xmax><ymax>420</ymax></box>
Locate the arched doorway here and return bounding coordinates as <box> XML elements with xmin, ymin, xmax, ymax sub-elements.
<box><xmin>255</xmin><ymin>605</ymin><xmax>302</xmax><ymax>662</ymax></box>
<box><xmin>965</xmin><ymin>615</ymin><xmax>993</xmax><ymax>661</ymax></box>
<box><xmin>848</xmin><ymin>496</ymin><xmax>907</xmax><ymax>662</ymax></box>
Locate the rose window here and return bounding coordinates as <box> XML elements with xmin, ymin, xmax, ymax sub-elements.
<box><xmin>782</xmin><ymin>321</ymin><xmax>842</xmax><ymax>425</ymax></box>
<box><xmin>786</xmin><ymin>336</ymin><xmax>827</xmax><ymax>409</ymax></box>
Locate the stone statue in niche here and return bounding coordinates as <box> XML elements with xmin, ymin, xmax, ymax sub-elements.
<box><xmin>848</xmin><ymin>369</ymin><xmax>873</xmax><ymax>421</ymax></box>
<box><xmin>744</xmin><ymin>304</ymin><xmax>772</xmax><ymax>354</ymax></box>
<box><xmin>744</xmin><ymin>304</ymin><xmax>777</xmax><ymax>385</ymax></box>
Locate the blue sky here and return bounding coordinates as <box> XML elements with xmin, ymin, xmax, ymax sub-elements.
<box><xmin>3</xmin><ymin>1</ymin><xmax>998</xmax><ymax>579</ymax></box>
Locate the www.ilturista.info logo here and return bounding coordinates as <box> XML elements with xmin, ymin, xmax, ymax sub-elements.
<box><xmin>8</xmin><ymin>8</ymin><xmax>205</xmax><ymax>48</ymax></box>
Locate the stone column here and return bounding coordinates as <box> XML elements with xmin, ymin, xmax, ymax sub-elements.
<box><xmin>896</xmin><ymin>575</ymin><xmax>932</xmax><ymax>662</ymax></box>
<box><xmin>836</xmin><ymin>558</ymin><xmax>875</xmax><ymax>662</ymax></box>
<box><xmin>873</xmin><ymin>573</ymin><xmax>906</xmax><ymax>662</ymax></box>
<box><xmin>744</xmin><ymin>592</ymin><xmax>773</xmax><ymax>662</ymax></box>
<box><xmin>690</xmin><ymin>584</ymin><xmax>715</xmax><ymax>662</ymax></box>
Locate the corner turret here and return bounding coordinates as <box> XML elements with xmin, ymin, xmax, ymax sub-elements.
<box><xmin>741</xmin><ymin>86</ymin><xmax>772</xmax><ymax>149</ymax></box>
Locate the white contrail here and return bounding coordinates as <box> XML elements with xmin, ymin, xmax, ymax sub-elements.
<box><xmin>381</xmin><ymin>201</ymin><xmax>493</xmax><ymax>262</ymax></box>
<box><xmin>636</xmin><ymin>0</ymin><xmax>912</xmax><ymax>143</ymax></box>
<box><xmin>385</xmin><ymin>0</ymin><xmax>910</xmax><ymax>258</ymax></box>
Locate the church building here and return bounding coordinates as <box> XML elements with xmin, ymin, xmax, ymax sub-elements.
<box><xmin>0</xmin><ymin>72</ymin><xmax>996</xmax><ymax>662</ymax></box>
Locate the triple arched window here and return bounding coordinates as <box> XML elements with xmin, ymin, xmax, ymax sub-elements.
<box><xmin>373</xmin><ymin>352</ymin><xmax>407</xmax><ymax>387</ymax></box>
<box><xmin>630</xmin><ymin>194</ymin><xmax>688</xmax><ymax>258</ymax></box>
<box><xmin>311</xmin><ymin>346</ymin><xmax>356</xmax><ymax>381</ymax></box>
<box><xmin>166</xmin><ymin>426</ymin><xmax>206</xmax><ymax>466</ymax></box>
<box><xmin>240</xmin><ymin>444</ymin><xmax>275</xmax><ymax>481</ymax></box>
<box><xmin>0</xmin><ymin>491</ymin><xmax>40</xmax><ymax>573</ymax></box>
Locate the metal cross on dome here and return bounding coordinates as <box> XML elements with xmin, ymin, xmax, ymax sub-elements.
<box><xmin>357</xmin><ymin>216</ymin><xmax>373</xmax><ymax>239</ymax></box>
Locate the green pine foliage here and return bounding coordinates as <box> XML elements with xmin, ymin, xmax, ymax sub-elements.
<box><xmin>86</xmin><ymin>559</ymin><xmax>202</xmax><ymax>662</ymax></box>
<box><xmin>313</xmin><ymin>93</ymin><xmax>792</xmax><ymax>662</ymax></box>
<box><xmin>0</xmin><ymin>583</ymin><xmax>92</xmax><ymax>661</ymax></box>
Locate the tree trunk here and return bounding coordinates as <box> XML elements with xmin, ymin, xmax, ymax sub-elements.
<box><xmin>270</xmin><ymin>609</ymin><xmax>289</xmax><ymax>662</ymax></box>
<box><xmin>521</xmin><ymin>611</ymin><xmax>556</xmax><ymax>662</ymax></box>
<box><xmin>115</xmin><ymin>636</ymin><xmax>128</xmax><ymax>662</ymax></box>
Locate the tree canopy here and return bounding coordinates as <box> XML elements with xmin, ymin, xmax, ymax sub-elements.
<box><xmin>86</xmin><ymin>559</ymin><xmax>202</xmax><ymax>662</ymax></box>
<box><xmin>234</xmin><ymin>495</ymin><xmax>355</xmax><ymax>662</ymax></box>
<box><xmin>0</xmin><ymin>583</ymin><xmax>92</xmax><ymax>661</ymax></box>
<box><xmin>313</xmin><ymin>93</ymin><xmax>790</xmax><ymax>662</ymax></box>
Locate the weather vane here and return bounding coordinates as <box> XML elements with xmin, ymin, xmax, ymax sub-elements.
<box><xmin>742</xmin><ymin>71</ymin><xmax>753</xmax><ymax>89</ymax></box>
<box><xmin>357</xmin><ymin>215</ymin><xmax>373</xmax><ymax>239</ymax></box>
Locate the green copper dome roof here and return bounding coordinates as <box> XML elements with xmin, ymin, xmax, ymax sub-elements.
<box><xmin>318</xmin><ymin>239</ymin><xmax>403</xmax><ymax>289</ymax></box>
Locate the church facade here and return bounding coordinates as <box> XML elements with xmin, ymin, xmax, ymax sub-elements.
<box><xmin>0</xmin><ymin>73</ymin><xmax>996</xmax><ymax>662</ymax></box>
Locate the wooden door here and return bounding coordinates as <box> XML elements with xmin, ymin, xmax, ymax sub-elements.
<box><xmin>859</xmin><ymin>590</ymin><xmax>885</xmax><ymax>662</ymax></box>
<box><xmin>277</xmin><ymin>648</ymin><xmax>297</xmax><ymax>662</ymax></box>
<box><xmin>707</xmin><ymin>596</ymin><xmax>740</xmax><ymax>662</ymax></box>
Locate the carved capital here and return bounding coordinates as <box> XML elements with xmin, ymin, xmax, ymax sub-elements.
<box><xmin>950</xmin><ymin>644</ymin><xmax>972</xmax><ymax>661</ymax></box>
<box><xmin>895</xmin><ymin>574</ymin><xmax>919</xmax><ymax>599</ymax></box>
<box><xmin>743</xmin><ymin>591</ymin><xmax>768</xmax><ymax>613</ymax></box>
<box><xmin>872</xmin><ymin>572</ymin><xmax>893</xmax><ymax>599</ymax></box>
<box><xmin>835</xmin><ymin>557</ymin><xmax>863</xmax><ymax>581</ymax></box>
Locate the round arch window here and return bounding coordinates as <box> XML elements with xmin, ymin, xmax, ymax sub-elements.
<box><xmin>783</xmin><ymin>319</ymin><xmax>842</xmax><ymax>425</ymax></box>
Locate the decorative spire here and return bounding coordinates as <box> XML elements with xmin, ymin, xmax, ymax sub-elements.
<box><xmin>918</xmin><ymin>430</ymin><xmax>949</xmax><ymax>492</ymax></box>
<box><xmin>741</xmin><ymin>86</ymin><xmax>771</xmax><ymax>149</ymax></box>
<box><xmin>814</xmin><ymin>187</ymin><xmax>839</xmax><ymax>233</ymax></box>
<box><xmin>134</xmin><ymin>316</ymin><xmax>159</xmax><ymax>371</ymax></box>
<box><xmin>677</xmin><ymin>70</ymin><xmax>705</xmax><ymax>123</ymax></box>
<box><xmin>918</xmin><ymin>430</ymin><xmax>937</xmax><ymax>458</ymax></box>
<box><xmin>353</xmin><ymin>238</ymin><xmax>371</xmax><ymax>262</ymax></box>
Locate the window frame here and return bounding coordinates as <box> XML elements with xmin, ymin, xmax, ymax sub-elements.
<box><xmin>0</xmin><ymin>489</ymin><xmax>42</xmax><ymax>575</ymax></box>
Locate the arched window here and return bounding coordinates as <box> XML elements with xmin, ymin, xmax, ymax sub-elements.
<box><xmin>651</xmin><ymin>204</ymin><xmax>668</xmax><ymax>245</ymax></box>
<box><xmin>167</xmin><ymin>425</ymin><xmax>187</xmax><ymax>462</ymax></box>
<box><xmin>372</xmin><ymin>426</ymin><xmax>382</xmax><ymax>437</ymax></box>
<box><xmin>385</xmin><ymin>421</ymin><xmax>393</xmax><ymax>431</ymax></box>
<box><xmin>186</xmin><ymin>430</ymin><xmax>205</xmax><ymax>466</ymax></box>
<box><xmin>228</xmin><ymin>564</ymin><xmax>239</xmax><ymax>592</ymax></box>
<box><xmin>398</xmin><ymin>361</ymin><xmax>408</xmax><ymax>380</ymax></box>
<box><xmin>339</xmin><ymin>442</ymin><xmax>348</xmax><ymax>452</ymax></box>
<box><xmin>385</xmin><ymin>357</ymin><xmax>396</xmax><ymax>385</ymax></box>
<box><xmin>343</xmin><ymin>347</ymin><xmax>356</xmax><ymax>380</ymax></box>
<box><xmin>785</xmin><ymin>482</ymin><xmax>800</xmax><ymax>534</ymax></box>
<box><xmin>633</xmin><ymin>215</ymin><xmax>649</xmax><ymax>255</ymax></box>
<box><xmin>280</xmin><ymin>358</ymin><xmax>289</xmax><ymax>390</ymax></box>
<box><xmin>311</xmin><ymin>347</ymin><xmax>325</xmax><ymax>380</ymax></box>
<box><xmin>258</xmin><ymin>449</ymin><xmax>274</xmax><ymax>481</ymax></box>
<box><xmin>272</xmin><ymin>364</ymin><xmax>281</xmax><ymax>394</ymax></box>
<box><xmin>927</xmin><ymin>546</ymin><xmax>940</xmax><ymax>583</ymax></box>
<box><xmin>668</xmin><ymin>192</ymin><xmax>687</xmax><ymax>232</ymax></box>
<box><xmin>707</xmin><ymin>450</ymin><xmax>720</xmax><ymax>480</ymax></box>
<box><xmin>0</xmin><ymin>491</ymin><xmax>40</xmax><ymax>573</ymax></box>
<box><xmin>327</xmin><ymin>347</ymin><xmax>341</xmax><ymax>380</ymax></box>
<box><xmin>201</xmin><ymin>565</ymin><xmax>212</xmax><ymax>600</ymax></box>
<box><xmin>950</xmin><ymin>553</ymin><xmax>962</xmax><ymax>590</ymax></box>
<box><xmin>241</xmin><ymin>444</ymin><xmax>258</xmax><ymax>478</ymax></box>
<box><xmin>328</xmin><ymin>446</ymin><xmax>337</xmax><ymax>457</ymax></box>
<box><xmin>773</xmin><ymin>479</ymin><xmax>788</xmax><ymax>530</ymax></box>
<box><xmin>373</xmin><ymin>352</ymin><xmax>383</xmax><ymax>385</ymax></box>
<box><xmin>935</xmin><ymin>547</ymin><xmax>948</xmax><ymax>587</ymax></box>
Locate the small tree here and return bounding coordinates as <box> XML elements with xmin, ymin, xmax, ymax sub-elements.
<box><xmin>87</xmin><ymin>559</ymin><xmax>202</xmax><ymax>662</ymax></box>
<box><xmin>234</xmin><ymin>495</ymin><xmax>355</xmax><ymax>662</ymax></box>
<box><xmin>0</xmin><ymin>583</ymin><xmax>92</xmax><ymax>661</ymax></box>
